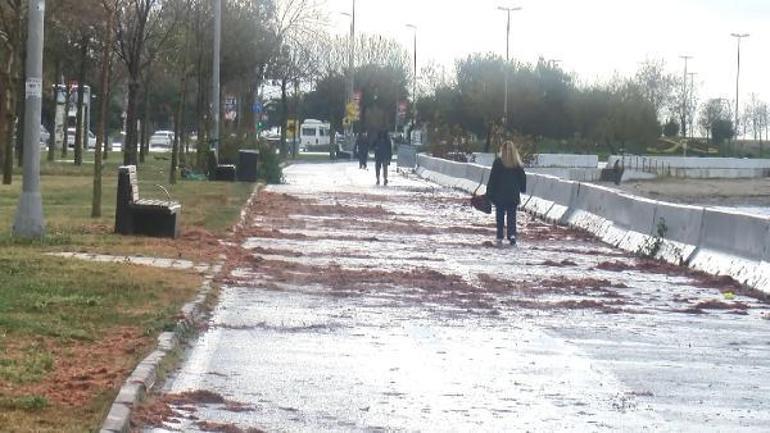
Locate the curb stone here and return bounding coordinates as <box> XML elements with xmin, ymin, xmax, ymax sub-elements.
<box><xmin>98</xmin><ymin>274</ymin><xmax>218</xmax><ymax>433</ymax></box>
<box><xmin>98</xmin><ymin>183</ymin><xmax>264</xmax><ymax>433</ymax></box>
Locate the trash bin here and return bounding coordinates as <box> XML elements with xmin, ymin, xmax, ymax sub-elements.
<box><xmin>237</xmin><ymin>150</ymin><xmax>259</xmax><ymax>182</ymax></box>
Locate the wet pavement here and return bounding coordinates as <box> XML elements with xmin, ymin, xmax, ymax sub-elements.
<box><xmin>141</xmin><ymin>162</ymin><xmax>770</xmax><ymax>433</ymax></box>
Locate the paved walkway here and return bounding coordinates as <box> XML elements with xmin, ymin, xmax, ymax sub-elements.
<box><xmin>143</xmin><ymin>162</ymin><xmax>770</xmax><ymax>433</ymax></box>
<box><xmin>49</xmin><ymin>252</ymin><xmax>215</xmax><ymax>273</ymax></box>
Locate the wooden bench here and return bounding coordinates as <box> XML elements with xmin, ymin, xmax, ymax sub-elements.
<box><xmin>115</xmin><ymin>165</ymin><xmax>181</xmax><ymax>238</ymax></box>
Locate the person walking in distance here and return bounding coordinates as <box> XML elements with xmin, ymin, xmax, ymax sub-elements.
<box><xmin>354</xmin><ymin>132</ymin><xmax>369</xmax><ymax>169</ymax></box>
<box><xmin>374</xmin><ymin>130</ymin><xmax>392</xmax><ymax>185</ymax></box>
<box><xmin>486</xmin><ymin>140</ymin><xmax>527</xmax><ymax>246</ymax></box>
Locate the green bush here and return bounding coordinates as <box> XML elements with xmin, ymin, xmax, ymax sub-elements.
<box><xmin>258</xmin><ymin>141</ymin><xmax>283</xmax><ymax>184</ymax></box>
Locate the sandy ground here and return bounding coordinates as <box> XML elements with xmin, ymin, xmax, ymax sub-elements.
<box><xmin>608</xmin><ymin>177</ymin><xmax>770</xmax><ymax>208</ymax></box>
<box><xmin>136</xmin><ymin>162</ymin><xmax>770</xmax><ymax>433</ymax></box>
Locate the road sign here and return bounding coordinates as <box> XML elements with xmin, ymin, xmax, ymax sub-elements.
<box><xmin>252</xmin><ymin>101</ymin><xmax>263</xmax><ymax>114</ymax></box>
<box><xmin>345</xmin><ymin>101</ymin><xmax>360</xmax><ymax>123</ymax></box>
<box><xmin>397</xmin><ymin>100</ymin><xmax>408</xmax><ymax>123</ymax></box>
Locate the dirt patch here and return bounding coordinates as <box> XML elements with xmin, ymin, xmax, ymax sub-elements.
<box><xmin>478</xmin><ymin>274</ymin><xmax>627</xmax><ymax>296</ymax></box>
<box><xmin>693</xmin><ymin>299</ymin><xmax>750</xmax><ymax>310</ymax></box>
<box><xmin>11</xmin><ymin>327</ymin><xmax>148</xmax><ymax>407</ymax></box>
<box><xmin>248</xmin><ymin>191</ymin><xmax>395</xmax><ymax>220</ymax></box>
<box><xmin>250</xmin><ymin>246</ymin><xmax>304</xmax><ymax>257</ymax></box>
<box><xmin>594</xmin><ymin>259</ymin><xmax>769</xmax><ymax>303</ymax></box>
<box><xmin>131</xmin><ymin>390</ymin><xmax>258</xmax><ymax>429</ymax></box>
<box><xmin>541</xmin><ymin>259</ymin><xmax>578</xmax><ymax>267</ymax></box>
<box><xmin>197</xmin><ymin>421</ymin><xmax>267</xmax><ymax>433</ymax></box>
<box><xmin>504</xmin><ymin>298</ymin><xmax>626</xmax><ymax>314</ymax></box>
<box><xmin>521</xmin><ymin>222</ymin><xmax>595</xmax><ymax>243</ymax></box>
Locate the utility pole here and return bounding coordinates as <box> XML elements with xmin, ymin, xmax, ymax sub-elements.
<box><xmin>498</xmin><ymin>6</ymin><xmax>522</xmax><ymax>127</ymax></box>
<box><xmin>212</xmin><ymin>0</ymin><xmax>221</xmax><ymax>154</ymax></box>
<box><xmin>13</xmin><ymin>0</ymin><xmax>46</xmax><ymax>238</ymax></box>
<box><xmin>406</xmin><ymin>24</ymin><xmax>417</xmax><ymax>144</ymax></box>
<box><xmin>731</xmin><ymin>33</ymin><xmax>749</xmax><ymax>142</ymax></box>
<box><xmin>679</xmin><ymin>55</ymin><xmax>692</xmax><ymax>139</ymax></box>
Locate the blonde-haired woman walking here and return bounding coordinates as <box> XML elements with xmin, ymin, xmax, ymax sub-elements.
<box><xmin>486</xmin><ymin>141</ymin><xmax>527</xmax><ymax>246</ymax></box>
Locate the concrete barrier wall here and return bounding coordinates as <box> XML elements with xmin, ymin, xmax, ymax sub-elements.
<box><xmin>698</xmin><ymin>209</ymin><xmax>770</xmax><ymax>259</ymax></box>
<box><xmin>652</xmin><ymin>202</ymin><xmax>704</xmax><ymax>246</ymax></box>
<box><xmin>416</xmin><ymin>154</ymin><xmax>770</xmax><ymax>294</ymax></box>
<box><xmin>609</xmin><ymin>155</ymin><xmax>770</xmax><ymax>169</ymax></box>
<box><xmin>535</xmin><ymin>154</ymin><xmax>599</xmax><ymax>168</ymax></box>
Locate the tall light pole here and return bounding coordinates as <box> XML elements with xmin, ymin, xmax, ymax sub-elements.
<box><xmin>731</xmin><ymin>33</ymin><xmax>749</xmax><ymax>140</ymax></box>
<box><xmin>212</xmin><ymin>0</ymin><xmax>222</xmax><ymax>153</ymax></box>
<box><xmin>13</xmin><ymin>0</ymin><xmax>46</xmax><ymax>238</ymax></box>
<box><xmin>679</xmin><ymin>55</ymin><xmax>692</xmax><ymax>139</ymax></box>
<box><xmin>687</xmin><ymin>72</ymin><xmax>697</xmax><ymax>140</ymax></box>
<box><xmin>406</xmin><ymin>24</ymin><xmax>417</xmax><ymax>144</ymax></box>
<box><xmin>341</xmin><ymin>3</ymin><xmax>356</xmax><ymax>104</ymax></box>
<box><xmin>498</xmin><ymin>6</ymin><xmax>522</xmax><ymax>127</ymax></box>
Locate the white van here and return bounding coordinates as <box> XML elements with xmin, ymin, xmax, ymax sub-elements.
<box><xmin>149</xmin><ymin>130</ymin><xmax>174</xmax><ymax>152</ymax></box>
<box><xmin>299</xmin><ymin>119</ymin><xmax>331</xmax><ymax>149</ymax></box>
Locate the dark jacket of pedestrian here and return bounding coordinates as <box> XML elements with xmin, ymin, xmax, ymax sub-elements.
<box><xmin>374</xmin><ymin>132</ymin><xmax>392</xmax><ymax>163</ymax></box>
<box><xmin>486</xmin><ymin>148</ymin><xmax>527</xmax><ymax>207</ymax></box>
<box><xmin>354</xmin><ymin>133</ymin><xmax>369</xmax><ymax>159</ymax></box>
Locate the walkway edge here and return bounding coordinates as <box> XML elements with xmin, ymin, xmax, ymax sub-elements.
<box><xmin>98</xmin><ymin>182</ymin><xmax>265</xmax><ymax>433</ymax></box>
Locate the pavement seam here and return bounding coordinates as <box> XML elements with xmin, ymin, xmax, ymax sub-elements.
<box><xmin>98</xmin><ymin>183</ymin><xmax>264</xmax><ymax>433</ymax></box>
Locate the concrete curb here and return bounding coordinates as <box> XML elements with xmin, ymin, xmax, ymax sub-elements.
<box><xmin>416</xmin><ymin>154</ymin><xmax>770</xmax><ymax>295</ymax></box>
<box><xmin>98</xmin><ymin>183</ymin><xmax>264</xmax><ymax>433</ymax></box>
<box><xmin>99</xmin><ymin>273</ymin><xmax>219</xmax><ymax>433</ymax></box>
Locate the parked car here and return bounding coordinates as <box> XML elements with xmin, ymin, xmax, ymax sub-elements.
<box><xmin>66</xmin><ymin>127</ymin><xmax>97</xmax><ymax>149</ymax></box>
<box><xmin>149</xmin><ymin>130</ymin><xmax>174</xmax><ymax>152</ymax></box>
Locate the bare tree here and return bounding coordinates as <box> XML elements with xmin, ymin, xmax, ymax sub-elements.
<box><xmin>269</xmin><ymin>0</ymin><xmax>327</xmax><ymax>157</ymax></box>
<box><xmin>93</xmin><ymin>0</ymin><xmax>117</xmax><ymax>217</ymax></box>
<box><xmin>115</xmin><ymin>0</ymin><xmax>180</xmax><ymax>165</ymax></box>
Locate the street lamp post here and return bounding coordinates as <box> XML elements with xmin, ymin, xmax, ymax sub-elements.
<box><xmin>341</xmin><ymin>0</ymin><xmax>356</xmax><ymax>149</ymax></box>
<box><xmin>497</xmin><ymin>6</ymin><xmax>522</xmax><ymax>127</ymax></box>
<box><xmin>687</xmin><ymin>72</ymin><xmax>697</xmax><ymax>140</ymax></box>
<box><xmin>731</xmin><ymin>33</ymin><xmax>749</xmax><ymax>142</ymax></box>
<box><xmin>406</xmin><ymin>24</ymin><xmax>417</xmax><ymax>144</ymax></box>
<box><xmin>341</xmin><ymin>0</ymin><xmax>356</xmax><ymax>107</ymax></box>
<box><xmin>679</xmin><ymin>55</ymin><xmax>692</xmax><ymax>140</ymax></box>
<box><xmin>13</xmin><ymin>0</ymin><xmax>46</xmax><ymax>238</ymax></box>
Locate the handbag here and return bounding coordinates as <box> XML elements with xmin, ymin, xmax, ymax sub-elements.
<box><xmin>470</xmin><ymin>173</ymin><xmax>492</xmax><ymax>214</ymax></box>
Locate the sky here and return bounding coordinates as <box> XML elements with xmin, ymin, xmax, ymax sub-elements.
<box><xmin>326</xmin><ymin>0</ymin><xmax>770</xmax><ymax>109</ymax></box>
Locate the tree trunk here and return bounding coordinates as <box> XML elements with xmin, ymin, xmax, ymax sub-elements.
<box><xmin>102</xmin><ymin>66</ymin><xmax>113</xmax><ymax>160</ymax></box>
<box><xmin>124</xmin><ymin>79</ymin><xmax>140</xmax><ymax>166</ymax></box>
<box><xmin>140</xmin><ymin>72</ymin><xmax>151</xmax><ymax>164</ymax></box>
<box><xmin>62</xmin><ymin>84</ymin><xmax>70</xmax><ymax>157</ymax></box>
<box><xmin>2</xmin><ymin>76</ymin><xmax>16</xmax><ymax>185</ymax></box>
<box><xmin>170</xmin><ymin>74</ymin><xmax>187</xmax><ymax>185</ymax></box>
<box><xmin>280</xmin><ymin>78</ymin><xmax>287</xmax><ymax>157</ymax></box>
<box><xmin>47</xmin><ymin>63</ymin><xmax>60</xmax><ymax>162</ymax></box>
<box><xmin>74</xmin><ymin>34</ymin><xmax>89</xmax><ymax>166</ymax></box>
<box><xmin>15</xmin><ymin>45</ymin><xmax>26</xmax><ymax>168</ymax></box>
<box><xmin>0</xmin><ymin>78</ymin><xmax>7</xmax><ymax>183</ymax></box>
<box><xmin>93</xmin><ymin>9</ymin><xmax>114</xmax><ymax>218</ymax></box>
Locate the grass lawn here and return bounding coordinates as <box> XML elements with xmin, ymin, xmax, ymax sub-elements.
<box><xmin>0</xmin><ymin>151</ymin><xmax>256</xmax><ymax>432</ymax></box>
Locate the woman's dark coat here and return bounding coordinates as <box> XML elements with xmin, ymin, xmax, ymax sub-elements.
<box><xmin>374</xmin><ymin>134</ymin><xmax>392</xmax><ymax>163</ymax></box>
<box><xmin>486</xmin><ymin>158</ymin><xmax>527</xmax><ymax>207</ymax></box>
